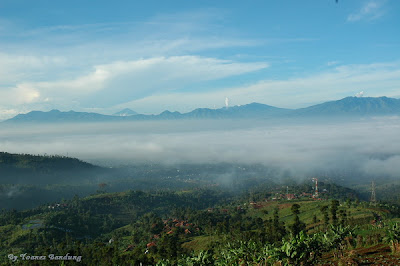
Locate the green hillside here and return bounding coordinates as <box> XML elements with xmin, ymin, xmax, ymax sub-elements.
<box><xmin>0</xmin><ymin>152</ymin><xmax>102</xmax><ymax>184</ymax></box>
<box><xmin>1</xmin><ymin>186</ymin><xmax>400</xmax><ymax>265</ymax></box>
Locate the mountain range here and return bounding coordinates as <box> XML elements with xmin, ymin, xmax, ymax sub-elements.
<box><xmin>4</xmin><ymin>96</ymin><xmax>400</xmax><ymax>123</ymax></box>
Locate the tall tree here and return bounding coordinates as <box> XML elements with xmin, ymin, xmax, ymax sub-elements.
<box><xmin>320</xmin><ymin>205</ymin><xmax>330</xmax><ymax>227</ymax></box>
<box><xmin>290</xmin><ymin>204</ymin><xmax>305</xmax><ymax>236</ymax></box>
<box><xmin>330</xmin><ymin>200</ymin><xmax>340</xmax><ymax>226</ymax></box>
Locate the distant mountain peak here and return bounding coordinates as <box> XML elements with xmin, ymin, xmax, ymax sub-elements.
<box><xmin>295</xmin><ymin>96</ymin><xmax>400</xmax><ymax>116</ymax></box>
<box><xmin>113</xmin><ymin>108</ymin><xmax>138</xmax><ymax>116</ymax></box>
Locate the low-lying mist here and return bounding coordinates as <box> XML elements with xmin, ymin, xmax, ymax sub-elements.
<box><xmin>1</xmin><ymin>117</ymin><xmax>400</xmax><ymax>180</ymax></box>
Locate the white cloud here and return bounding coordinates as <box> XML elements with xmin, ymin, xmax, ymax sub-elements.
<box><xmin>13</xmin><ymin>84</ymin><xmax>41</xmax><ymax>104</ymax></box>
<box><xmin>0</xmin><ymin>108</ymin><xmax>19</xmax><ymax>117</ymax></box>
<box><xmin>0</xmin><ymin>84</ymin><xmax>40</xmax><ymax>106</ymax></box>
<box><xmin>0</xmin><ymin>53</ymin><xmax>67</xmax><ymax>86</ymax></box>
<box><xmin>347</xmin><ymin>0</ymin><xmax>386</xmax><ymax>22</ymax></box>
<box><xmin>0</xmin><ymin>56</ymin><xmax>268</xmax><ymax>116</ymax></box>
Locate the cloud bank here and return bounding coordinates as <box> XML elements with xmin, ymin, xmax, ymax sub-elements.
<box><xmin>0</xmin><ymin>54</ymin><xmax>269</xmax><ymax>117</ymax></box>
<box><xmin>1</xmin><ymin>118</ymin><xmax>400</xmax><ymax>180</ymax></box>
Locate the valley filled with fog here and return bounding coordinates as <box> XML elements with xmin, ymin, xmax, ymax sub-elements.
<box><xmin>1</xmin><ymin>117</ymin><xmax>400</xmax><ymax>180</ymax></box>
<box><xmin>2</xmin><ymin>117</ymin><xmax>400</xmax><ymax>210</ymax></box>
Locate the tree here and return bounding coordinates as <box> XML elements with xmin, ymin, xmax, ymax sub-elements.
<box><xmin>313</xmin><ymin>214</ymin><xmax>318</xmax><ymax>224</ymax></box>
<box><xmin>330</xmin><ymin>200</ymin><xmax>340</xmax><ymax>226</ymax></box>
<box><xmin>271</xmin><ymin>206</ymin><xmax>286</xmax><ymax>242</ymax></box>
<box><xmin>320</xmin><ymin>205</ymin><xmax>329</xmax><ymax>227</ymax></box>
<box><xmin>338</xmin><ymin>209</ymin><xmax>347</xmax><ymax>227</ymax></box>
<box><xmin>290</xmin><ymin>204</ymin><xmax>305</xmax><ymax>236</ymax></box>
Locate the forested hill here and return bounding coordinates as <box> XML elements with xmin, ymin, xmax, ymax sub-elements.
<box><xmin>0</xmin><ymin>152</ymin><xmax>94</xmax><ymax>170</ymax></box>
<box><xmin>0</xmin><ymin>152</ymin><xmax>103</xmax><ymax>184</ymax></box>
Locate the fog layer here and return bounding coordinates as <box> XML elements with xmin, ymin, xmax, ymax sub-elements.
<box><xmin>1</xmin><ymin>117</ymin><xmax>399</xmax><ymax>179</ymax></box>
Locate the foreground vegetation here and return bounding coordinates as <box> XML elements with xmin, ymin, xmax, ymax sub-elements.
<box><xmin>1</xmin><ymin>183</ymin><xmax>400</xmax><ymax>265</ymax></box>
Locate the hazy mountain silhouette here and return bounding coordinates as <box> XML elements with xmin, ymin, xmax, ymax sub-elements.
<box><xmin>4</xmin><ymin>96</ymin><xmax>400</xmax><ymax>123</ymax></box>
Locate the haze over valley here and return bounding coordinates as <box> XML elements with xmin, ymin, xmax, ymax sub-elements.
<box><xmin>1</xmin><ymin>104</ymin><xmax>400</xmax><ymax>210</ymax></box>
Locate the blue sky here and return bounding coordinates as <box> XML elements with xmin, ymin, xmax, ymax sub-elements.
<box><xmin>0</xmin><ymin>0</ymin><xmax>399</xmax><ymax>119</ymax></box>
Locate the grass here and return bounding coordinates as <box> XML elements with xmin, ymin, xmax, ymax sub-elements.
<box><xmin>355</xmin><ymin>226</ymin><xmax>385</xmax><ymax>238</ymax></box>
<box><xmin>182</xmin><ymin>235</ymin><xmax>220</xmax><ymax>252</ymax></box>
<box><xmin>245</xmin><ymin>199</ymin><xmax>383</xmax><ymax>228</ymax></box>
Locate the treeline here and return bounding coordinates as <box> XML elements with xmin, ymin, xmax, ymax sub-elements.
<box><xmin>0</xmin><ymin>152</ymin><xmax>95</xmax><ymax>170</ymax></box>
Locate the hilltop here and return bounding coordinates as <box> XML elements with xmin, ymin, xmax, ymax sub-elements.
<box><xmin>0</xmin><ymin>152</ymin><xmax>109</xmax><ymax>209</ymax></box>
<box><xmin>0</xmin><ymin>152</ymin><xmax>101</xmax><ymax>184</ymax></box>
<box><xmin>295</xmin><ymin>96</ymin><xmax>400</xmax><ymax>116</ymax></box>
<box><xmin>113</xmin><ymin>108</ymin><xmax>138</xmax><ymax>116</ymax></box>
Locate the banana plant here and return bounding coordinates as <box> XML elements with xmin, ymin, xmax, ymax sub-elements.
<box><xmin>321</xmin><ymin>225</ymin><xmax>355</xmax><ymax>258</ymax></box>
<box><xmin>180</xmin><ymin>250</ymin><xmax>214</xmax><ymax>265</ymax></box>
<box><xmin>384</xmin><ymin>222</ymin><xmax>400</xmax><ymax>254</ymax></box>
<box><xmin>270</xmin><ymin>231</ymin><xmax>324</xmax><ymax>265</ymax></box>
<box><xmin>215</xmin><ymin>240</ymin><xmax>263</xmax><ymax>265</ymax></box>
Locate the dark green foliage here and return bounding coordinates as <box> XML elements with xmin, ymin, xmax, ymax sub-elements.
<box><xmin>320</xmin><ymin>205</ymin><xmax>330</xmax><ymax>226</ymax></box>
<box><xmin>331</xmin><ymin>200</ymin><xmax>340</xmax><ymax>226</ymax></box>
<box><xmin>384</xmin><ymin>222</ymin><xmax>400</xmax><ymax>254</ymax></box>
<box><xmin>321</xmin><ymin>225</ymin><xmax>355</xmax><ymax>258</ymax></box>
<box><xmin>271</xmin><ymin>231</ymin><xmax>324</xmax><ymax>265</ymax></box>
<box><xmin>0</xmin><ymin>152</ymin><xmax>99</xmax><ymax>185</ymax></box>
<box><xmin>290</xmin><ymin>203</ymin><xmax>306</xmax><ymax>236</ymax></box>
<box><xmin>338</xmin><ymin>209</ymin><xmax>347</xmax><ymax>226</ymax></box>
